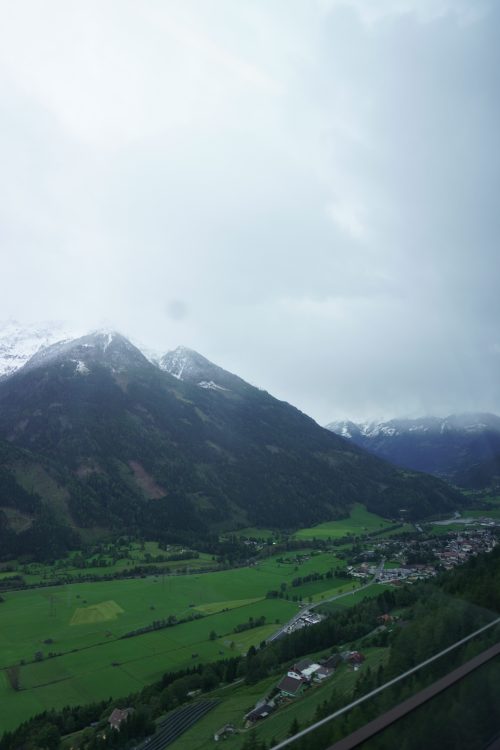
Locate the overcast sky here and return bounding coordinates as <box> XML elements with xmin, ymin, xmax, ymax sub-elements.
<box><xmin>1</xmin><ymin>0</ymin><xmax>499</xmax><ymax>424</ymax></box>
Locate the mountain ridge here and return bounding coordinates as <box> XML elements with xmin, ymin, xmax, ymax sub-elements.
<box><xmin>0</xmin><ymin>326</ymin><xmax>464</xmax><ymax>560</ymax></box>
<box><xmin>327</xmin><ymin>414</ymin><xmax>500</xmax><ymax>486</ymax></box>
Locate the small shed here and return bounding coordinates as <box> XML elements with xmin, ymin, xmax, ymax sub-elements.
<box><xmin>214</xmin><ymin>723</ymin><xmax>236</xmax><ymax>740</ymax></box>
<box><xmin>246</xmin><ymin>704</ymin><xmax>274</xmax><ymax>723</ymax></box>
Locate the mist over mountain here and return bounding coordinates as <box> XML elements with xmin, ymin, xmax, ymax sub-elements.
<box><xmin>0</xmin><ymin>320</ymin><xmax>83</xmax><ymax>379</ymax></box>
<box><xmin>0</xmin><ymin>325</ymin><xmax>463</xmax><ymax>559</ymax></box>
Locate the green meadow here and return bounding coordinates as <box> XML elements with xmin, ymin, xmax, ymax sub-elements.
<box><xmin>10</xmin><ymin>542</ymin><xmax>214</xmax><ymax>586</ymax></box>
<box><xmin>293</xmin><ymin>504</ymin><xmax>393</xmax><ymax>540</ymax></box>
<box><xmin>232</xmin><ymin>528</ymin><xmax>278</xmax><ymax>540</ymax></box>
<box><xmin>475</xmin><ymin>494</ymin><xmax>500</xmax><ymax>508</ymax></box>
<box><xmin>464</xmin><ymin>507</ymin><xmax>500</xmax><ymax>519</ymax></box>
<box><xmin>318</xmin><ymin>583</ymin><xmax>393</xmax><ymax>613</ymax></box>
<box><xmin>0</xmin><ymin>548</ymin><xmax>349</xmax><ymax>731</ymax></box>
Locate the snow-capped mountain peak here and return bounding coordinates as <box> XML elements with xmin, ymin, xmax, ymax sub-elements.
<box><xmin>0</xmin><ymin>324</ymin><xmax>234</xmax><ymax>391</ymax></box>
<box><xmin>159</xmin><ymin>345</ymin><xmax>198</xmax><ymax>380</ymax></box>
<box><xmin>21</xmin><ymin>329</ymin><xmax>150</xmax><ymax>375</ymax></box>
<box><xmin>159</xmin><ymin>346</ymin><xmax>232</xmax><ymax>392</ymax></box>
<box><xmin>326</xmin><ymin>413</ymin><xmax>500</xmax><ymax>482</ymax></box>
<box><xmin>326</xmin><ymin>419</ymin><xmax>398</xmax><ymax>440</ymax></box>
<box><xmin>327</xmin><ymin>417</ymin><xmax>460</xmax><ymax>441</ymax></box>
<box><xmin>0</xmin><ymin>320</ymin><xmax>84</xmax><ymax>379</ymax></box>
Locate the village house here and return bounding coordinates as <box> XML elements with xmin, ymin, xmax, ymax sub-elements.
<box><xmin>341</xmin><ymin>651</ymin><xmax>365</xmax><ymax>669</ymax></box>
<box><xmin>314</xmin><ymin>665</ymin><xmax>334</xmax><ymax>681</ymax></box>
<box><xmin>293</xmin><ymin>658</ymin><xmax>322</xmax><ymax>681</ymax></box>
<box><xmin>348</xmin><ymin>652</ymin><xmax>365</xmax><ymax>670</ymax></box>
<box><xmin>108</xmin><ymin>707</ymin><xmax>133</xmax><ymax>731</ymax></box>
<box><xmin>277</xmin><ymin>672</ymin><xmax>306</xmax><ymax>698</ymax></box>
<box><xmin>377</xmin><ymin>613</ymin><xmax>393</xmax><ymax>625</ymax></box>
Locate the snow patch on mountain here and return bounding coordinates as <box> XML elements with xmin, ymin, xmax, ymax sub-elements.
<box><xmin>159</xmin><ymin>346</ymin><xmax>195</xmax><ymax>380</ymax></box>
<box><xmin>103</xmin><ymin>332</ymin><xmax>114</xmax><ymax>352</ymax></box>
<box><xmin>198</xmin><ymin>380</ymin><xmax>228</xmax><ymax>391</ymax></box>
<box><xmin>159</xmin><ymin>346</ymin><xmax>232</xmax><ymax>392</ymax></box>
<box><xmin>71</xmin><ymin>359</ymin><xmax>90</xmax><ymax>375</ymax></box>
<box><xmin>329</xmin><ymin>420</ymin><xmax>402</xmax><ymax>439</ymax></box>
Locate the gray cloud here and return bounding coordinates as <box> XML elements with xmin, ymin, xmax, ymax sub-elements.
<box><xmin>0</xmin><ymin>0</ymin><xmax>499</xmax><ymax>423</ymax></box>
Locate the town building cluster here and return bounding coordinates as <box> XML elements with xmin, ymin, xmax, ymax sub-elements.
<box><xmin>349</xmin><ymin>527</ymin><xmax>497</xmax><ymax>582</ymax></box>
<box><xmin>434</xmin><ymin>529</ymin><xmax>497</xmax><ymax>569</ymax></box>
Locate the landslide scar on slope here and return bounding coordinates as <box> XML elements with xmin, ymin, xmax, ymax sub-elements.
<box><xmin>128</xmin><ymin>460</ymin><xmax>166</xmax><ymax>499</ymax></box>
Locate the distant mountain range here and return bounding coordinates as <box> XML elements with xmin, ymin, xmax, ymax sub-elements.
<box><xmin>0</xmin><ymin>324</ymin><xmax>463</xmax><ymax>558</ymax></box>
<box><xmin>326</xmin><ymin>415</ymin><xmax>500</xmax><ymax>490</ymax></box>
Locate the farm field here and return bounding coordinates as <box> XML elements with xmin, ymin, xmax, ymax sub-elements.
<box><xmin>0</xmin><ymin>549</ymin><xmax>345</xmax><ymax>660</ymax></box>
<box><xmin>232</xmin><ymin>528</ymin><xmax>277</xmax><ymax>540</ymax></box>
<box><xmin>293</xmin><ymin>504</ymin><xmax>393</xmax><ymax>540</ymax></box>
<box><xmin>0</xmin><ymin>596</ymin><xmax>290</xmax><ymax>732</ymax></box>
<box><xmin>292</xmin><ymin>576</ymin><xmax>365</xmax><ymax>603</ymax></box>
<box><xmin>318</xmin><ymin>583</ymin><xmax>394</xmax><ymax>613</ymax></box>
<box><xmin>0</xmin><ymin>548</ymin><xmax>348</xmax><ymax>731</ymax></box>
<box><xmin>373</xmin><ymin>522</ymin><xmax>415</xmax><ymax>537</ymax></box>
<box><xmin>6</xmin><ymin>542</ymin><xmax>214</xmax><ymax>586</ymax></box>
<box><xmin>472</xmin><ymin>495</ymin><xmax>500</xmax><ymax>508</ymax></box>
<box><xmin>463</xmin><ymin>507</ymin><xmax>500</xmax><ymax>519</ymax></box>
<box><xmin>384</xmin><ymin>560</ymin><xmax>402</xmax><ymax>569</ymax></box>
<box><xmin>428</xmin><ymin>523</ymin><xmax>464</xmax><ymax>535</ymax></box>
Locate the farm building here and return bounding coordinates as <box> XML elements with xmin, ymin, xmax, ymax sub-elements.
<box><xmin>294</xmin><ymin>658</ymin><xmax>314</xmax><ymax>673</ymax></box>
<box><xmin>108</xmin><ymin>707</ymin><xmax>133</xmax><ymax>730</ymax></box>
<box><xmin>277</xmin><ymin>672</ymin><xmax>305</xmax><ymax>698</ymax></box>
<box><xmin>245</xmin><ymin>703</ymin><xmax>274</xmax><ymax>724</ymax></box>
<box><xmin>293</xmin><ymin>659</ymin><xmax>322</xmax><ymax>680</ymax></box>
<box><xmin>340</xmin><ymin>651</ymin><xmax>366</xmax><ymax>670</ymax></box>
<box><xmin>315</xmin><ymin>666</ymin><xmax>334</xmax><ymax>681</ymax></box>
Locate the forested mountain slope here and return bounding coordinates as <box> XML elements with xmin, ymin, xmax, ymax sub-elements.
<box><xmin>0</xmin><ymin>332</ymin><xmax>463</xmax><ymax>557</ymax></box>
